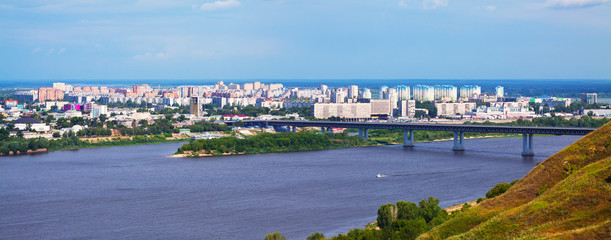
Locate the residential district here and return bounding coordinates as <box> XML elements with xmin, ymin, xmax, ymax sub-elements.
<box><xmin>1</xmin><ymin>81</ymin><xmax>608</xmax><ymax>142</ymax></box>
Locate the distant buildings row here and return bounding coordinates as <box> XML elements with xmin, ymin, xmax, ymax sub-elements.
<box><xmin>7</xmin><ymin>81</ymin><xmax>603</xmax><ymax>122</ymax></box>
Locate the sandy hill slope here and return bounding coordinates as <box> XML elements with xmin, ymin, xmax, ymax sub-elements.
<box><xmin>419</xmin><ymin>122</ymin><xmax>611</xmax><ymax>239</ymax></box>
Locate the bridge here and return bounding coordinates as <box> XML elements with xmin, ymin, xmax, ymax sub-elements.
<box><xmin>243</xmin><ymin>120</ymin><xmax>596</xmax><ymax>156</ymax></box>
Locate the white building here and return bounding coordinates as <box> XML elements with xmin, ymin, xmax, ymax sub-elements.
<box><xmin>395</xmin><ymin>85</ymin><xmax>410</xmax><ymax>101</ymax></box>
<box><xmin>495</xmin><ymin>86</ymin><xmax>504</xmax><ymax>98</ymax></box>
<box><xmin>460</xmin><ymin>85</ymin><xmax>482</xmax><ymax>99</ymax></box>
<box><xmin>362</xmin><ymin>88</ymin><xmax>372</xmax><ymax>99</ymax></box>
<box><xmin>312</xmin><ymin>103</ymin><xmax>371</xmax><ymax>119</ymax></box>
<box><xmin>435</xmin><ymin>102</ymin><xmax>477</xmax><ymax>117</ymax></box>
<box><xmin>433</xmin><ymin>85</ymin><xmax>457</xmax><ymax>101</ymax></box>
<box><xmin>397</xmin><ymin>100</ymin><xmax>416</xmax><ymax>117</ymax></box>
<box><xmin>413</xmin><ymin>85</ymin><xmax>435</xmax><ymax>102</ymax></box>
<box><xmin>14</xmin><ymin>118</ymin><xmax>51</xmax><ymax>132</ymax></box>
<box><xmin>348</xmin><ymin>85</ymin><xmax>359</xmax><ymax>99</ymax></box>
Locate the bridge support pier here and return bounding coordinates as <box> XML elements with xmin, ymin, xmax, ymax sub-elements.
<box><xmin>358</xmin><ymin>128</ymin><xmax>369</xmax><ymax>140</ymax></box>
<box><xmin>453</xmin><ymin>131</ymin><xmax>465</xmax><ymax>151</ymax></box>
<box><xmin>291</xmin><ymin>126</ymin><xmax>296</xmax><ymax>132</ymax></box>
<box><xmin>522</xmin><ymin>134</ymin><xmax>534</xmax><ymax>156</ymax></box>
<box><xmin>403</xmin><ymin>129</ymin><xmax>414</xmax><ymax>147</ymax></box>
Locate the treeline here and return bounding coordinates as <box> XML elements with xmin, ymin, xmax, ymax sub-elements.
<box><xmin>189</xmin><ymin>121</ymin><xmax>232</xmax><ymax>133</ymax></box>
<box><xmin>0</xmin><ymin>133</ymin><xmax>183</xmax><ymax>155</ymax></box>
<box><xmin>176</xmin><ymin>132</ymin><xmax>366</xmax><ymax>156</ymax></box>
<box><xmin>465</xmin><ymin>116</ymin><xmax>610</xmax><ymax>128</ymax></box>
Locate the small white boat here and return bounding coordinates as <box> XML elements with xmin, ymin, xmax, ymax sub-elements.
<box><xmin>376</xmin><ymin>173</ymin><xmax>382</xmax><ymax>178</ymax></box>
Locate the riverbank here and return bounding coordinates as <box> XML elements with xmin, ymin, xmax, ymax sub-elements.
<box><xmin>0</xmin><ymin>135</ymin><xmax>189</xmax><ymax>157</ymax></box>
<box><xmin>63</xmin><ymin>137</ymin><xmax>189</xmax><ymax>151</ymax></box>
<box><xmin>172</xmin><ymin>143</ymin><xmax>376</xmax><ymax>158</ymax></box>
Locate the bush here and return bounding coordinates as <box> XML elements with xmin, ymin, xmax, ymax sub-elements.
<box><xmin>486</xmin><ymin>182</ymin><xmax>512</xmax><ymax>198</ymax></box>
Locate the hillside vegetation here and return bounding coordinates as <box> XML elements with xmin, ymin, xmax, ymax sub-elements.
<box><xmin>418</xmin><ymin>122</ymin><xmax>611</xmax><ymax>239</ymax></box>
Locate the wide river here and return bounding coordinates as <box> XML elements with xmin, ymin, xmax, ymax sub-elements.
<box><xmin>1</xmin><ymin>135</ymin><xmax>581</xmax><ymax>239</ymax></box>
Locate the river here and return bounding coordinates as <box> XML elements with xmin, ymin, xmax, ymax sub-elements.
<box><xmin>0</xmin><ymin>135</ymin><xmax>581</xmax><ymax>239</ymax></box>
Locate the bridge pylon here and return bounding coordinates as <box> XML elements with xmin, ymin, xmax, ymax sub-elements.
<box><xmin>403</xmin><ymin>129</ymin><xmax>414</xmax><ymax>147</ymax></box>
<box><xmin>522</xmin><ymin>134</ymin><xmax>534</xmax><ymax>156</ymax></box>
<box><xmin>453</xmin><ymin>131</ymin><xmax>465</xmax><ymax>151</ymax></box>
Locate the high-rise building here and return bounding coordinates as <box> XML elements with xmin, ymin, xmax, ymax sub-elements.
<box><xmin>38</xmin><ymin>88</ymin><xmax>64</xmax><ymax>103</ymax></box>
<box><xmin>581</xmin><ymin>93</ymin><xmax>597</xmax><ymax>104</ymax></box>
<box><xmin>190</xmin><ymin>97</ymin><xmax>203</xmax><ymax>116</ymax></box>
<box><xmin>460</xmin><ymin>85</ymin><xmax>481</xmax><ymax>99</ymax></box>
<box><xmin>433</xmin><ymin>85</ymin><xmax>457</xmax><ymax>101</ymax></box>
<box><xmin>362</xmin><ymin>88</ymin><xmax>372</xmax><ymax>99</ymax></box>
<box><xmin>379</xmin><ymin>85</ymin><xmax>389</xmax><ymax>99</ymax></box>
<box><xmin>319</xmin><ymin>85</ymin><xmax>329</xmax><ymax>97</ymax></box>
<box><xmin>332</xmin><ymin>88</ymin><xmax>346</xmax><ymax>103</ymax></box>
<box><xmin>348</xmin><ymin>85</ymin><xmax>359</xmax><ymax>99</ymax></box>
<box><xmin>397</xmin><ymin>100</ymin><xmax>416</xmax><ymax>117</ymax></box>
<box><xmin>132</xmin><ymin>84</ymin><xmax>150</xmax><ymax>95</ymax></box>
<box><xmin>395</xmin><ymin>85</ymin><xmax>410</xmax><ymax>100</ymax></box>
<box><xmin>52</xmin><ymin>82</ymin><xmax>66</xmax><ymax>91</ymax></box>
<box><xmin>388</xmin><ymin>88</ymin><xmax>398</xmax><ymax>111</ymax></box>
<box><xmin>495</xmin><ymin>86</ymin><xmax>504</xmax><ymax>98</ymax></box>
<box><xmin>228</xmin><ymin>83</ymin><xmax>241</xmax><ymax>90</ymax></box>
<box><xmin>243</xmin><ymin>83</ymin><xmax>254</xmax><ymax>91</ymax></box>
<box><xmin>413</xmin><ymin>85</ymin><xmax>434</xmax><ymax>102</ymax></box>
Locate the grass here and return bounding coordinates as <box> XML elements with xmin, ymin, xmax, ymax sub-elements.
<box><xmin>417</xmin><ymin>122</ymin><xmax>611</xmax><ymax>240</ymax></box>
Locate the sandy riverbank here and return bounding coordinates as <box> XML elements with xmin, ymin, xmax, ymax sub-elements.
<box><xmin>444</xmin><ymin>200</ymin><xmax>478</xmax><ymax>212</ymax></box>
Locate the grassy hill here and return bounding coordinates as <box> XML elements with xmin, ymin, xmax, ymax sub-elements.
<box><xmin>418</xmin><ymin>122</ymin><xmax>611</xmax><ymax>239</ymax></box>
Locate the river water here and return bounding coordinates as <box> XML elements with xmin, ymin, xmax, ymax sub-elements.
<box><xmin>0</xmin><ymin>135</ymin><xmax>581</xmax><ymax>239</ymax></box>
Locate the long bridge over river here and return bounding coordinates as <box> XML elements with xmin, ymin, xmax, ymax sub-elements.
<box><xmin>243</xmin><ymin>120</ymin><xmax>596</xmax><ymax>156</ymax></box>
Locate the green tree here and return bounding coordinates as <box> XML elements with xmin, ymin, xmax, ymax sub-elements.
<box><xmin>397</xmin><ymin>201</ymin><xmax>419</xmax><ymax>220</ymax></box>
<box><xmin>377</xmin><ymin>203</ymin><xmax>397</xmax><ymax>228</ymax></box>
<box><xmin>388</xmin><ymin>218</ymin><xmax>428</xmax><ymax>240</ymax></box>
<box><xmin>418</xmin><ymin>197</ymin><xmax>444</xmax><ymax>223</ymax></box>
<box><xmin>264</xmin><ymin>231</ymin><xmax>286</xmax><ymax>240</ymax></box>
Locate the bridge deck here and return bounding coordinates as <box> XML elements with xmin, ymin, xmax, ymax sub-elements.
<box><xmin>243</xmin><ymin>120</ymin><xmax>595</xmax><ymax>135</ymax></box>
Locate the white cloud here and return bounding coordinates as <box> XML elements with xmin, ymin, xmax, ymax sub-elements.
<box><xmin>484</xmin><ymin>5</ymin><xmax>497</xmax><ymax>11</ymax></box>
<box><xmin>134</xmin><ymin>52</ymin><xmax>168</xmax><ymax>60</ymax></box>
<box><xmin>398</xmin><ymin>0</ymin><xmax>408</xmax><ymax>8</ymax></box>
<box><xmin>545</xmin><ymin>0</ymin><xmax>609</xmax><ymax>8</ymax></box>
<box><xmin>31</xmin><ymin>47</ymin><xmax>42</xmax><ymax>54</ymax></box>
<box><xmin>199</xmin><ymin>0</ymin><xmax>241</xmax><ymax>11</ymax></box>
<box><xmin>57</xmin><ymin>48</ymin><xmax>66</xmax><ymax>55</ymax></box>
<box><xmin>422</xmin><ymin>0</ymin><xmax>448</xmax><ymax>9</ymax></box>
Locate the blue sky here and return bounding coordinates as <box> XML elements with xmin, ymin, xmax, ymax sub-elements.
<box><xmin>1</xmin><ymin>0</ymin><xmax>610</xmax><ymax>80</ymax></box>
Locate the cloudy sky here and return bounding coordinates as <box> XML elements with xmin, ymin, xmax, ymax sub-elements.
<box><xmin>1</xmin><ymin>0</ymin><xmax>610</xmax><ymax>80</ymax></box>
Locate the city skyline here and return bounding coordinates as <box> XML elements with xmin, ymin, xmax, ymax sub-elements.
<box><xmin>1</xmin><ymin>0</ymin><xmax>610</xmax><ymax>80</ymax></box>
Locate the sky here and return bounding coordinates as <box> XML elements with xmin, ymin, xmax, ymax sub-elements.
<box><xmin>1</xmin><ymin>0</ymin><xmax>610</xmax><ymax>80</ymax></box>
